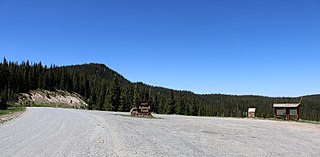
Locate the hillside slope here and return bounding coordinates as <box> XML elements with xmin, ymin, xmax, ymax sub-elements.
<box><xmin>18</xmin><ymin>90</ymin><xmax>87</xmax><ymax>109</ymax></box>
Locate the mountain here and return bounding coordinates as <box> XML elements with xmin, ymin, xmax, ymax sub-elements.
<box><xmin>0</xmin><ymin>58</ymin><xmax>319</xmax><ymax>121</ymax></box>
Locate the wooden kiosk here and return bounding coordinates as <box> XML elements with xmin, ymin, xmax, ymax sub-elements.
<box><xmin>273</xmin><ymin>103</ymin><xmax>301</xmax><ymax>121</ymax></box>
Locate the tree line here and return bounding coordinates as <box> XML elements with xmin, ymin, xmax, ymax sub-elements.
<box><xmin>0</xmin><ymin>58</ymin><xmax>319</xmax><ymax>121</ymax></box>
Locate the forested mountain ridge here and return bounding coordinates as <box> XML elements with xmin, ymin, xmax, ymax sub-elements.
<box><xmin>1</xmin><ymin>58</ymin><xmax>319</xmax><ymax>121</ymax></box>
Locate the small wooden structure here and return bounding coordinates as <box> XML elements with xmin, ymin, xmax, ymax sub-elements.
<box><xmin>130</xmin><ymin>102</ymin><xmax>151</xmax><ymax>116</ymax></box>
<box><xmin>273</xmin><ymin>103</ymin><xmax>301</xmax><ymax>121</ymax></box>
<box><xmin>247</xmin><ymin>108</ymin><xmax>256</xmax><ymax>118</ymax></box>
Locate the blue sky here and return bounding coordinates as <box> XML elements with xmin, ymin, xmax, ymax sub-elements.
<box><xmin>1</xmin><ymin>0</ymin><xmax>320</xmax><ymax>97</ymax></box>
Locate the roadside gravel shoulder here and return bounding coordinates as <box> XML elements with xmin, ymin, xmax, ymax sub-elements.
<box><xmin>0</xmin><ymin>108</ymin><xmax>26</xmax><ymax>124</ymax></box>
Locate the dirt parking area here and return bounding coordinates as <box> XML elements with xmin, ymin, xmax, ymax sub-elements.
<box><xmin>0</xmin><ymin>107</ymin><xmax>319</xmax><ymax>157</ymax></box>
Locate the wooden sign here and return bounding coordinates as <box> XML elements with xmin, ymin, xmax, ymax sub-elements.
<box><xmin>130</xmin><ymin>101</ymin><xmax>152</xmax><ymax>116</ymax></box>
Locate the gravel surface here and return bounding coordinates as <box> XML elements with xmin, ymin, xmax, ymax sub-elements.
<box><xmin>1</xmin><ymin>107</ymin><xmax>320</xmax><ymax>157</ymax></box>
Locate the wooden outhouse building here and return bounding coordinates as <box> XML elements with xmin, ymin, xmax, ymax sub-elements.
<box><xmin>273</xmin><ymin>103</ymin><xmax>301</xmax><ymax>121</ymax></box>
<box><xmin>247</xmin><ymin>108</ymin><xmax>256</xmax><ymax>118</ymax></box>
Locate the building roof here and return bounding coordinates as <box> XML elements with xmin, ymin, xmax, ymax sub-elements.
<box><xmin>248</xmin><ymin>108</ymin><xmax>256</xmax><ymax>112</ymax></box>
<box><xmin>273</xmin><ymin>103</ymin><xmax>300</xmax><ymax>108</ymax></box>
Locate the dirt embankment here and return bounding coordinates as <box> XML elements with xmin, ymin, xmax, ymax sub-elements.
<box><xmin>18</xmin><ymin>90</ymin><xmax>87</xmax><ymax>109</ymax></box>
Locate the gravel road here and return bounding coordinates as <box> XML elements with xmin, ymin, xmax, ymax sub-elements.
<box><xmin>1</xmin><ymin>107</ymin><xmax>320</xmax><ymax>157</ymax></box>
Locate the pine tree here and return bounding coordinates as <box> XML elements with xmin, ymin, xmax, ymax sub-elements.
<box><xmin>133</xmin><ymin>83</ymin><xmax>140</xmax><ymax>107</ymax></box>
<box><xmin>89</xmin><ymin>85</ymin><xmax>97</xmax><ymax>109</ymax></box>
<box><xmin>0</xmin><ymin>90</ymin><xmax>8</xmax><ymax>110</ymax></box>
<box><xmin>43</xmin><ymin>73</ymin><xmax>49</xmax><ymax>90</ymax></box>
<box><xmin>189</xmin><ymin>98</ymin><xmax>198</xmax><ymax>116</ymax></box>
<box><xmin>110</xmin><ymin>75</ymin><xmax>121</xmax><ymax>111</ymax></box>
<box><xmin>119</xmin><ymin>89</ymin><xmax>126</xmax><ymax>111</ymax></box>
<box><xmin>176</xmin><ymin>95</ymin><xmax>186</xmax><ymax>115</ymax></box>
<box><xmin>166</xmin><ymin>91</ymin><xmax>175</xmax><ymax>114</ymax></box>
<box><xmin>0</xmin><ymin>57</ymin><xmax>9</xmax><ymax>91</ymax></box>
<box><xmin>97</xmin><ymin>85</ymin><xmax>106</xmax><ymax>110</ymax></box>
<box><xmin>60</xmin><ymin>70</ymin><xmax>65</xmax><ymax>89</ymax></box>
<box><xmin>104</xmin><ymin>88</ymin><xmax>112</xmax><ymax>111</ymax></box>
<box><xmin>0</xmin><ymin>101</ymin><xmax>6</xmax><ymax>110</ymax></box>
<box><xmin>152</xmin><ymin>92</ymin><xmax>159</xmax><ymax>113</ymax></box>
<box><xmin>127</xmin><ymin>85</ymin><xmax>135</xmax><ymax>110</ymax></box>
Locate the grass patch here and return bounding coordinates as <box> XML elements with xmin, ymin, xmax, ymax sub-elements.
<box><xmin>250</xmin><ymin>117</ymin><xmax>320</xmax><ymax>125</ymax></box>
<box><xmin>253</xmin><ymin>117</ymin><xmax>275</xmax><ymax>120</ymax></box>
<box><xmin>0</xmin><ymin>107</ymin><xmax>26</xmax><ymax>116</ymax></box>
<box><xmin>298</xmin><ymin>119</ymin><xmax>320</xmax><ymax>125</ymax></box>
<box><xmin>27</xmin><ymin>103</ymin><xmax>73</xmax><ymax>108</ymax></box>
<box><xmin>117</xmin><ymin>114</ymin><xmax>161</xmax><ymax>119</ymax></box>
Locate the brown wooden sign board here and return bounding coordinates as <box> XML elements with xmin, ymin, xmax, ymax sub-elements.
<box><xmin>130</xmin><ymin>101</ymin><xmax>152</xmax><ymax>116</ymax></box>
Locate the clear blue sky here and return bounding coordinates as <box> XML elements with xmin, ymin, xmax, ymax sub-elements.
<box><xmin>1</xmin><ymin>0</ymin><xmax>320</xmax><ymax>97</ymax></box>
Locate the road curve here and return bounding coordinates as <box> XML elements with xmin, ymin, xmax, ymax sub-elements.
<box><xmin>1</xmin><ymin>107</ymin><xmax>320</xmax><ymax>157</ymax></box>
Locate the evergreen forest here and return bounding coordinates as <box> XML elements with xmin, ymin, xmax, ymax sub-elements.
<box><xmin>1</xmin><ymin>58</ymin><xmax>319</xmax><ymax>121</ymax></box>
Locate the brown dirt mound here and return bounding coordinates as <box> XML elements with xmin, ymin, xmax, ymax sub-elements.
<box><xmin>18</xmin><ymin>90</ymin><xmax>87</xmax><ymax>109</ymax></box>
